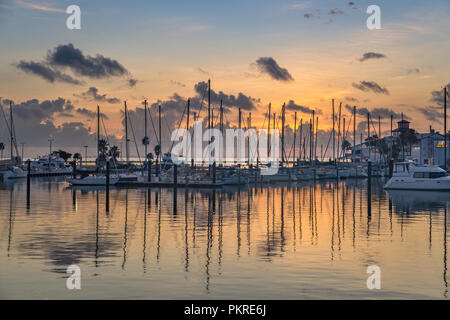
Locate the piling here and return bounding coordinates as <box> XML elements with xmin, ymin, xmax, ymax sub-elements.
<box><xmin>106</xmin><ymin>160</ymin><xmax>110</xmax><ymax>212</ymax></box>
<box><xmin>212</xmin><ymin>161</ymin><xmax>216</xmax><ymax>184</ymax></box>
<box><xmin>173</xmin><ymin>164</ymin><xmax>178</xmax><ymax>188</ymax></box>
<box><xmin>156</xmin><ymin>159</ymin><xmax>159</xmax><ymax>178</ymax></box>
<box><xmin>147</xmin><ymin>160</ymin><xmax>152</xmax><ymax>182</ymax></box>
<box><xmin>367</xmin><ymin>160</ymin><xmax>372</xmax><ymax>218</ymax></box>
<box><xmin>72</xmin><ymin>160</ymin><xmax>77</xmax><ymax>179</ymax></box>
<box><xmin>389</xmin><ymin>158</ymin><xmax>394</xmax><ymax>178</ymax></box>
<box><xmin>26</xmin><ymin>160</ymin><xmax>31</xmax><ymax>207</ymax></box>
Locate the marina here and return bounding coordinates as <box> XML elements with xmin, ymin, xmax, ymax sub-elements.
<box><xmin>1</xmin><ymin>176</ymin><xmax>449</xmax><ymax>299</ymax></box>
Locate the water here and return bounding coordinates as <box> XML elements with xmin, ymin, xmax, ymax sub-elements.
<box><xmin>0</xmin><ymin>177</ymin><xmax>448</xmax><ymax>299</ymax></box>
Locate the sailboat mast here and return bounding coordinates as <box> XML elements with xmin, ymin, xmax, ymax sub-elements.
<box><xmin>158</xmin><ymin>105</ymin><xmax>162</xmax><ymax>161</ymax></box>
<box><xmin>97</xmin><ymin>105</ymin><xmax>100</xmax><ymax>163</ymax></box>
<box><xmin>315</xmin><ymin>116</ymin><xmax>318</xmax><ymax>162</ymax></box>
<box><xmin>219</xmin><ymin>99</ymin><xmax>223</xmax><ymax>134</ymax></box>
<box><xmin>293</xmin><ymin>112</ymin><xmax>297</xmax><ymax>163</ymax></box>
<box><xmin>445</xmin><ymin>86</ymin><xmax>447</xmax><ymax>170</ymax></box>
<box><xmin>125</xmin><ymin>101</ymin><xmax>129</xmax><ymax>164</ymax></box>
<box><xmin>367</xmin><ymin>112</ymin><xmax>370</xmax><ymax>161</ymax></box>
<box><xmin>353</xmin><ymin>106</ymin><xmax>356</xmax><ymax>164</ymax></box>
<box><xmin>208</xmin><ymin>79</ymin><xmax>211</xmax><ymax>130</ymax></box>
<box><xmin>144</xmin><ymin>100</ymin><xmax>148</xmax><ymax>159</ymax></box>
<box><xmin>299</xmin><ymin>119</ymin><xmax>303</xmax><ymax>163</ymax></box>
<box><xmin>281</xmin><ymin>103</ymin><xmax>285</xmax><ymax>164</ymax></box>
<box><xmin>10</xmin><ymin>102</ymin><xmax>13</xmax><ymax>160</ymax></box>
<box><xmin>267</xmin><ymin>103</ymin><xmax>271</xmax><ymax>155</ymax></box>
<box><xmin>332</xmin><ymin>99</ymin><xmax>335</xmax><ymax>162</ymax></box>
<box><xmin>186</xmin><ymin>99</ymin><xmax>190</xmax><ymax>163</ymax></box>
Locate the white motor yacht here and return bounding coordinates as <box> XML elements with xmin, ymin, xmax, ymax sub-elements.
<box><xmin>384</xmin><ymin>162</ymin><xmax>450</xmax><ymax>191</ymax></box>
<box><xmin>0</xmin><ymin>166</ymin><xmax>27</xmax><ymax>181</ymax></box>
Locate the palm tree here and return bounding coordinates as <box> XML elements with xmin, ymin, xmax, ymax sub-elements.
<box><xmin>73</xmin><ymin>153</ymin><xmax>82</xmax><ymax>166</ymax></box>
<box><xmin>108</xmin><ymin>145</ymin><xmax>120</xmax><ymax>163</ymax></box>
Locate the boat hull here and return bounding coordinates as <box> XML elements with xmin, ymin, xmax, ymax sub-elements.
<box><xmin>384</xmin><ymin>177</ymin><xmax>450</xmax><ymax>191</ymax></box>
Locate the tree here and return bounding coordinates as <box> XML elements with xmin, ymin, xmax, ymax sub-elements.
<box><xmin>108</xmin><ymin>145</ymin><xmax>120</xmax><ymax>162</ymax></box>
<box><xmin>73</xmin><ymin>153</ymin><xmax>82</xmax><ymax>165</ymax></box>
<box><xmin>53</xmin><ymin>150</ymin><xmax>72</xmax><ymax>162</ymax></box>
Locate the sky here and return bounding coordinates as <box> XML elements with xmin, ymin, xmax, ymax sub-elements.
<box><xmin>0</xmin><ymin>0</ymin><xmax>449</xmax><ymax>158</ymax></box>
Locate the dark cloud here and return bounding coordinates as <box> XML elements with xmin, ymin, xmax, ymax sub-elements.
<box><xmin>352</xmin><ymin>81</ymin><xmax>390</xmax><ymax>95</ymax></box>
<box><xmin>359</xmin><ymin>52</ymin><xmax>386</xmax><ymax>62</ymax></box>
<box><xmin>255</xmin><ymin>57</ymin><xmax>294</xmax><ymax>82</ymax></box>
<box><xmin>128</xmin><ymin>78</ymin><xmax>138</xmax><ymax>87</ymax></box>
<box><xmin>348</xmin><ymin>2</ymin><xmax>355</xmax><ymax>6</ymax></box>
<box><xmin>194</xmin><ymin>81</ymin><xmax>259</xmax><ymax>111</ymax></box>
<box><xmin>345</xmin><ymin>96</ymin><xmax>359</xmax><ymax>103</ymax></box>
<box><xmin>406</xmin><ymin>68</ymin><xmax>420</xmax><ymax>75</ymax></box>
<box><xmin>170</xmin><ymin>80</ymin><xmax>186</xmax><ymax>87</ymax></box>
<box><xmin>16</xmin><ymin>61</ymin><xmax>82</xmax><ymax>85</ymax></box>
<box><xmin>285</xmin><ymin>100</ymin><xmax>319</xmax><ymax>115</ymax></box>
<box><xmin>0</xmin><ymin>98</ymin><xmax>114</xmax><ymax>148</ymax></box>
<box><xmin>15</xmin><ymin>44</ymin><xmax>136</xmax><ymax>85</ymax></box>
<box><xmin>304</xmin><ymin>13</ymin><xmax>312</xmax><ymax>18</ymax></box>
<box><xmin>46</xmin><ymin>43</ymin><xmax>128</xmax><ymax>79</ymax></box>
<box><xmin>329</xmin><ymin>8</ymin><xmax>344</xmax><ymax>15</ymax></box>
<box><xmin>77</xmin><ymin>87</ymin><xmax>120</xmax><ymax>104</ymax></box>
<box><xmin>430</xmin><ymin>83</ymin><xmax>450</xmax><ymax>106</ymax></box>
<box><xmin>417</xmin><ymin>106</ymin><xmax>443</xmax><ymax>122</ymax></box>
<box><xmin>75</xmin><ymin>107</ymin><xmax>109</xmax><ymax>120</ymax></box>
<box><xmin>344</xmin><ymin>104</ymin><xmax>404</xmax><ymax>119</ymax></box>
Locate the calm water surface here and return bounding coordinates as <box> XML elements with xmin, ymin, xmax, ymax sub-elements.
<box><xmin>0</xmin><ymin>177</ymin><xmax>448</xmax><ymax>299</ymax></box>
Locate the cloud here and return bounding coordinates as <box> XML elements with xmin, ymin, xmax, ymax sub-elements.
<box><xmin>329</xmin><ymin>8</ymin><xmax>344</xmax><ymax>15</ymax></box>
<box><xmin>255</xmin><ymin>57</ymin><xmax>294</xmax><ymax>82</ymax></box>
<box><xmin>0</xmin><ymin>98</ymin><xmax>114</xmax><ymax>148</ymax></box>
<box><xmin>406</xmin><ymin>68</ymin><xmax>420</xmax><ymax>75</ymax></box>
<box><xmin>344</xmin><ymin>96</ymin><xmax>359</xmax><ymax>103</ymax></box>
<box><xmin>417</xmin><ymin>106</ymin><xmax>443</xmax><ymax>122</ymax></box>
<box><xmin>359</xmin><ymin>52</ymin><xmax>386</xmax><ymax>62</ymax></box>
<box><xmin>16</xmin><ymin>60</ymin><xmax>82</xmax><ymax>85</ymax></box>
<box><xmin>170</xmin><ymin>80</ymin><xmax>186</xmax><ymax>88</ymax></box>
<box><xmin>430</xmin><ymin>83</ymin><xmax>450</xmax><ymax>106</ymax></box>
<box><xmin>14</xmin><ymin>44</ymin><xmax>137</xmax><ymax>85</ymax></box>
<box><xmin>285</xmin><ymin>100</ymin><xmax>319</xmax><ymax>115</ymax></box>
<box><xmin>292</xmin><ymin>2</ymin><xmax>309</xmax><ymax>9</ymax></box>
<box><xmin>128</xmin><ymin>78</ymin><xmax>138</xmax><ymax>87</ymax></box>
<box><xmin>194</xmin><ymin>81</ymin><xmax>259</xmax><ymax>111</ymax></box>
<box><xmin>75</xmin><ymin>107</ymin><xmax>109</xmax><ymax>120</ymax></box>
<box><xmin>196</xmin><ymin>67</ymin><xmax>209</xmax><ymax>75</ymax></box>
<box><xmin>12</xmin><ymin>0</ymin><xmax>65</xmax><ymax>13</ymax></box>
<box><xmin>344</xmin><ymin>104</ymin><xmax>403</xmax><ymax>119</ymax></box>
<box><xmin>352</xmin><ymin>81</ymin><xmax>390</xmax><ymax>95</ymax></box>
<box><xmin>46</xmin><ymin>43</ymin><xmax>129</xmax><ymax>79</ymax></box>
<box><xmin>77</xmin><ymin>87</ymin><xmax>120</xmax><ymax>104</ymax></box>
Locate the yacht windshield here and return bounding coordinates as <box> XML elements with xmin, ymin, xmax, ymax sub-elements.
<box><xmin>413</xmin><ymin>172</ymin><xmax>447</xmax><ymax>178</ymax></box>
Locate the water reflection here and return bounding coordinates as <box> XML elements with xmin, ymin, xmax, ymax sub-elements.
<box><xmin>0</xmin><ymin>178</ymin><xmax>449</xmax><ymax>299</ymax></box>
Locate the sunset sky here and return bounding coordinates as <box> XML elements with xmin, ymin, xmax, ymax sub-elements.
<box><xmin>0</xmin><ymin>0</ymin><xmax>449</xmax><ymax>157</ymax></box>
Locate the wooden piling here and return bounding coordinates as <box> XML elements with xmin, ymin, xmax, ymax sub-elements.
<box><xmin>106</xmin><ymin>160</ymin><xmax>110</xmax><ymax>212</ymax></box>
<box><xmin>26</xmin><ymin>160</ymin><xmax>30</xmax><ymax>207</ymax></box>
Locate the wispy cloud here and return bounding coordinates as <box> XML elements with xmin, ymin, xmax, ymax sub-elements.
<box><xmin>12</xmin><ymin>0</ymin><xmax>65</xmax><ymax>13</ymax></box>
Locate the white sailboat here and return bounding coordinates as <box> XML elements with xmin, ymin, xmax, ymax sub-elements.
<box><xmin>384</xmin><ymin>162</ymin><xmax>450</xmax><ymax>191</ymax></box>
